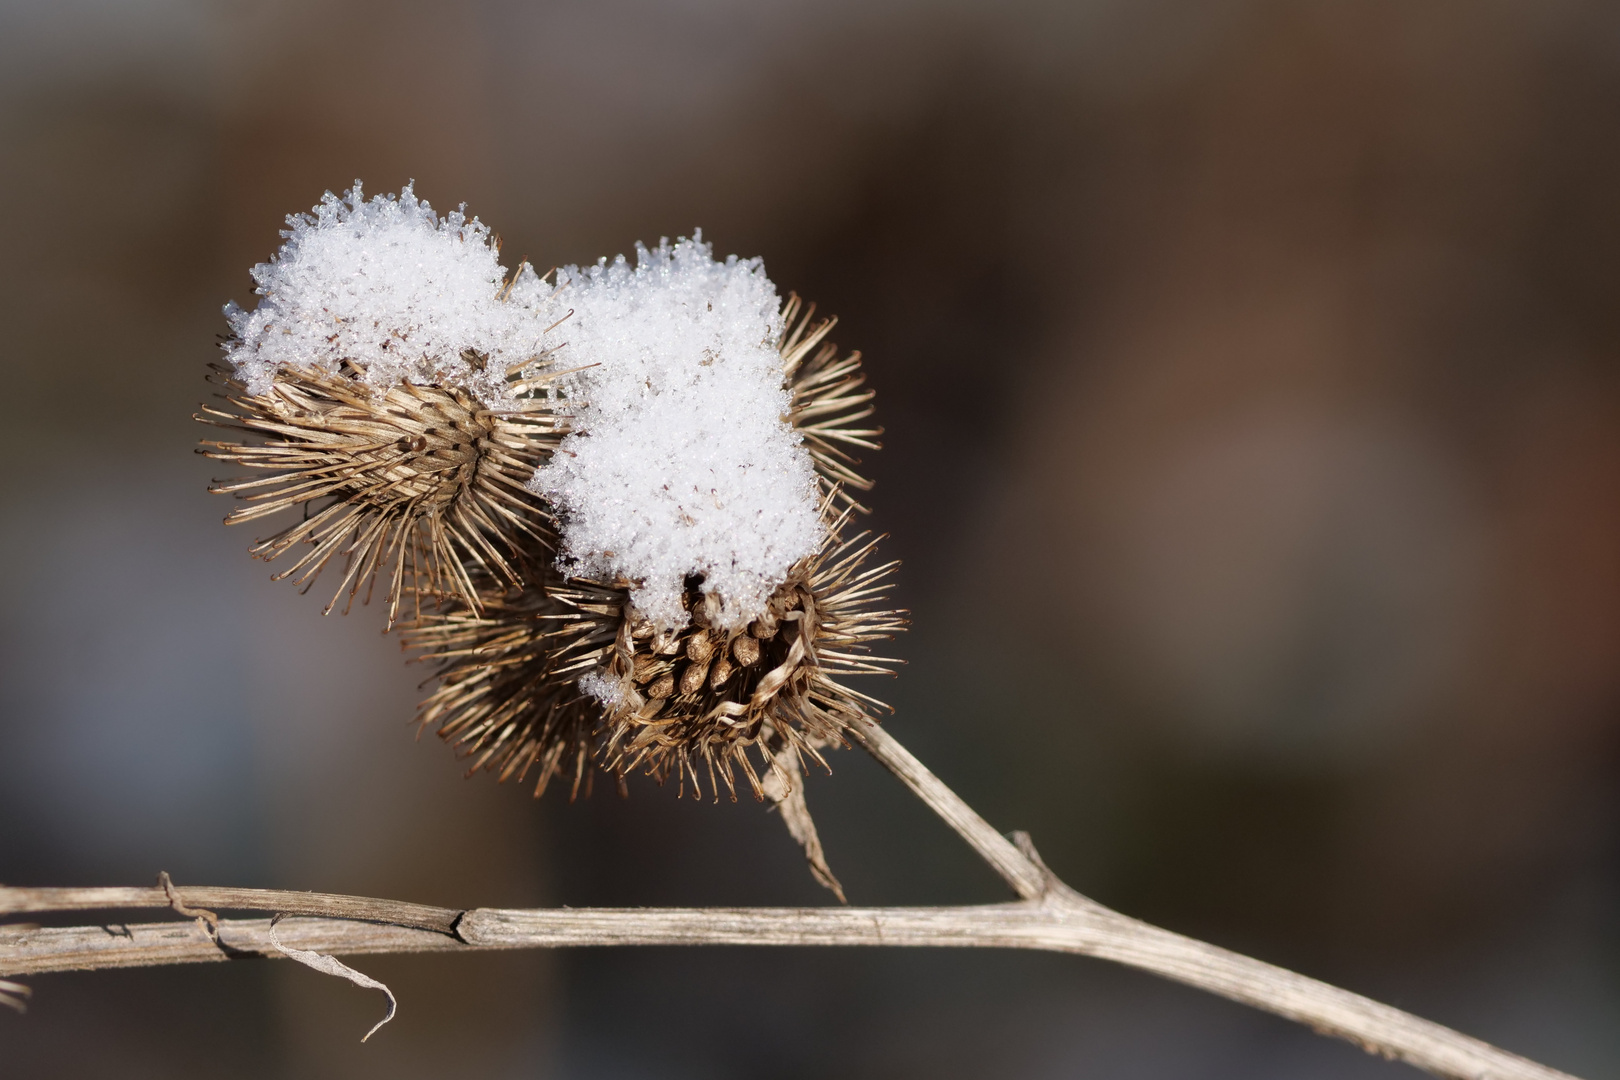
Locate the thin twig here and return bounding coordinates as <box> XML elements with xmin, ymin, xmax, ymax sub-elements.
<box><xmin>0</xmin><ymin>722</ymin><xmax>1584</xmax><ymax>1080</ymax></box>
<box><xmin>844</xmin><ymin>715</ymin><xmax>1056</xmax><ymax>902</ymax></box>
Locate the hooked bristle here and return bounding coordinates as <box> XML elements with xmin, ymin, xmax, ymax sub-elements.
<box><xmin>403</xmin><ymin>567</ymin><xmax>602</xmax><ymax>799</ymax></box>
<box><xmin>406</xmin><ymin>502</ymin><xmax>903</xmax><ymax>803</ymax></box>
<box><xmin>558</xmin><ymin>505</ymin><xmax>906</xmax><ymax>802</ymax></box>
<box><xmin>197</xmin><ymin>361</ymin><xmax>562</xmax><ymax>628</ymax></box>
<box><xmin>779</xmin><ymin>294</ymin><xmax>883</xmax><ymax>513</ymax></box>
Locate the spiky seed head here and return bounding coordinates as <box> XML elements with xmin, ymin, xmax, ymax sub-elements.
<box><xmin>526</xmin><ymin>243</ymin><xmax>827</xmax><ymax>632</ymax></box>
<box><xmin>404</xmin><ymin>297</ymin><xmax>906</xmax><ymax>800</ymax></box>
<box><xmin>553</xmin><ymin>503</ymin><xmax>906</xmax><ymax>801</ymax></box>
<box><xmin>407</xmin><ymin>503</ymin><xmax>902</xmax><ymax>801</ymax></box>
<box><xmin>197</xmin><ymin>360</ymin><xmax>562</xmax><ymax>628</ymax></box>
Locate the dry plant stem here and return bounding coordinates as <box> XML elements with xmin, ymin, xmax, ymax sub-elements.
<box><xmin>0</xmin><ymin>903</ymin><xmax>1578</xmax><ymax>1080</ymax></box>
<box><xmin>0</xmin><ymin>886</ymin><xmax>459</xmax><ymax>934</ymax></box>
<box><xmin>0</xmin><ymin>729</ymin><xmax>1582</xmax><ymax>1080</ymax></box>
<box><xmin>844</xmin><ymin>715</ymin><xmax>1050</xmax><ymax>901</ymax></box>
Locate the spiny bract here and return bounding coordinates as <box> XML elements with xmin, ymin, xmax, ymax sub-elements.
<box><xmin>407</xmin><ymin>298</ymin><xmax>905</xmax><ymax>800</ymax></box>
<box><xmin>198</xmin><ymin>360</ymin><xmax>562</xmax><ymax>627</ymax></box>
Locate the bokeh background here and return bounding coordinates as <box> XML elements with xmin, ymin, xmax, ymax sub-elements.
<box><xmin>2</xmin><ymin>0</ymin><xmax>1618</xmax><ymax>1076</ymax></box>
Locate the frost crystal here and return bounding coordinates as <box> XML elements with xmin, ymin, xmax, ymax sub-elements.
<box><xmin>223</xmin><ymin>182</ymin><xmax>556</xmax><ymax>406</ymax></box>
<box><xmin>531</xmin><ymin>233</ymin><xmax>822</xmax><ymax>632</ymax></box>
<box><xmin>577</xmin><ymin>670</ymin><xmax>625</xmax><ymax>708</ymax></box>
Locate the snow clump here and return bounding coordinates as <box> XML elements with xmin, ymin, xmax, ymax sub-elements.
<box><xmin>222</xmin><ymin>182</ymin><xmax>556</xmax><ymax>406</ymax></box>
<box><xmin>577</xmin><ymin>670</ymin><xmax>626</xmax><ymax>708</ymax></box>
<box><xmin>531</xmin><ymin>233</ymin><xmax>822</xmax><ymax>633</ymax></box>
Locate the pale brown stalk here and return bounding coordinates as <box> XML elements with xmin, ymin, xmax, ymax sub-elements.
<box><xmin>0</xmin><ymin>721</ymin><xmax>1581</xmax><ymax>1080</ymax></box>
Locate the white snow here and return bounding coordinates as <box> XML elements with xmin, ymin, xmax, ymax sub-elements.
<box><xmin>530</xmin><ymin>233</ymin><xmax>822</xmax><ymax>632</ymax></box>
<box><xmin>222</xmin><ymin>182</ymin><xmax>557</xmax><ymax>406</ymax></box>
<box><xmin>225</xmin><ymin>187</ymin><xmax>822</xmax><ymax>634</ymax></box>
<box><xmin>577</xmin><ymin>670</ymin><xmax>625</xmax><ymax>708</ymax></box>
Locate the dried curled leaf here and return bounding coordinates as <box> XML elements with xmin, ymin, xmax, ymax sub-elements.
<box><xmin>269</xmin><ymin>915</ymin><xmax>397</xmax><ymax>1043</ymax></box>
<box><xmin>761</xmin><ymin>748</ymin><xmax>846</xmax><ymax>902</ymax></box>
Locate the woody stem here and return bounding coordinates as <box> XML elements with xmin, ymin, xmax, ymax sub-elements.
<box><xmin>0</xmin><ymin>722</ymin><xmax>1583</xmax><ymax>1080</ymax></box>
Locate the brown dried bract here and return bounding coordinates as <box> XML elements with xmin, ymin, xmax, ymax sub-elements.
<box><xmin>402</xmin><ymin>297</ymin><xmax>904</xmax><ymax>802</ymax></box>
<box><xmin>197</xmin><ymin>361</ymin><xmax>562</xmax><ymax>628</ymax></box>
<box><xmin>779</xmin><ymin>295</ymin><xmax>882</xmax><ymax>512</ymax></box>
<box><xmin>546</xmin><ymin>504</ymin><xmax>905</xmax><ymax>801</ymax></box>
<box><xmin>403</xmin><ymin>568</ymin><xmax>600</xmax><ymax>799</ymax></box>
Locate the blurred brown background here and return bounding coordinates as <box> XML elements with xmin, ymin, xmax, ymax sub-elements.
<box><xmin>2</xmin><ymin>0</ymin><xmax>1618</xmax><ymax>1076</ymax></box>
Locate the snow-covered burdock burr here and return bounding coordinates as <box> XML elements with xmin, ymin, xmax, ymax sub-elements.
<box><xmin>412</xmin><ymin>238</ymin><xmax>901</xmax><ymax>822</ymax></box>
<box><xmin>198</xmin><ymin>183</ymin><xmax>567</xmax><ymax>627</ymax></box>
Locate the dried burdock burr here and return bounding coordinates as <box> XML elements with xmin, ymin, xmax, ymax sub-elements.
<box><xmin>198</xmin><ymin>362</ymin><xmax>562</xmax><ymax>626</ymax></box>
<box><xmin>549</xmin><ymin>499</ymin><xmax>904</xmax><ymax>803</ymax></box>
<box><xmin>197</xmin><ymin>183</ymin><xmax>569</xmax><ymax>626</ymax></box>
<box><xmin>529</xmin><ymin>244</ymin><xmax>906</xmax><ymax>804</ymax></box>
<box><xmin>409</xmin><ymin>496</ymin><xmax>902</xmax><ymax>804</ymax></box>
<box><xmin>408</xmin><ymin>291</ymin><xmax>905</xmax><ymax>805</ymax></box>
<box><xmin>409</xmin><ymin>235</ymin><xmax>903</xmax><ymax>804</ymax></box>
